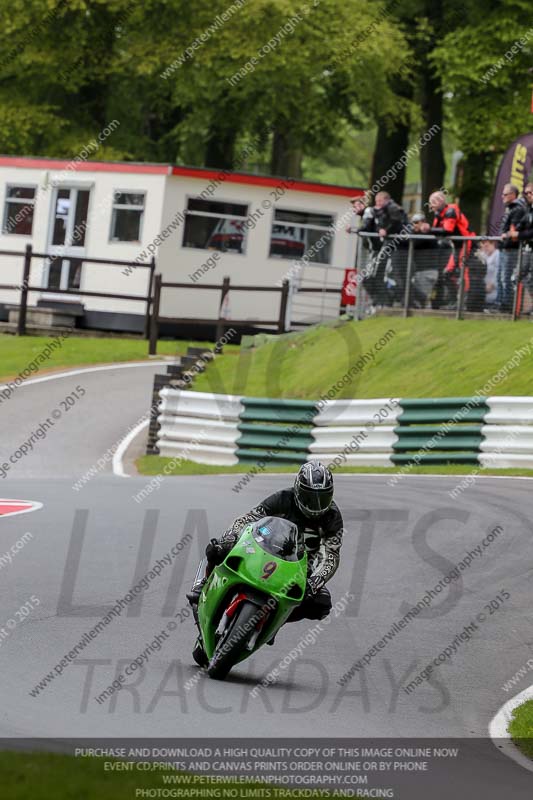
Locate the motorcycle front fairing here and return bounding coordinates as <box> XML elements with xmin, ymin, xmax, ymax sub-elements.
<box><xmin>197</xmin><ymin>518</ymin><xmax>307</xmax><ymax>661</ymax></box>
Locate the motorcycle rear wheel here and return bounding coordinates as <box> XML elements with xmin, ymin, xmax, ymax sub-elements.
<box><xmin>207</xmin><ymin>601</ymin><xmax>262</xmax><ymax>680</ymax></box>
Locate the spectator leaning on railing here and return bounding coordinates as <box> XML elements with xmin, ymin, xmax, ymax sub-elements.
<box><xmin>372</xmin><ymin>191</ymin><xmax>409</xmax><ymax>305</ymax></box>
<box><xmin>475</xmin><ymin>240</ymin><xmax>500</xmax><ymax>311</ymax></box>
<box><xmin>499</xmin><ymin>183</ymin><xmax>527</xmax><ymax>313</ymax></box>
<box><xmin>409</xmin><ymin>213</ymin><xmax>439</xmax><ymax>308</ymax></box>
<box><xmin>516</xmin><ymin>183</ymin><xmax>533</xmax><ymax>243</ymax></box>
<box><xmin>348</xmin><ymin>194</ymin><xmax>386</xmax><ymax>306</ymax></box>
<box><xmin>504</xmin><ymin>183</ymin><xmax>533</xmax><ymax>310</ymax></box>
<box><xmin>464</xmin><ymin>243</ymin><xmax>486</xmax><ymax>313</ymax></box>
<box><xmin>420</xmin><ymin>191</ymin><xmax>475</xmax><ymax>309</ymax></box>
<box><xmin>348</xmin><ymin>196</ymin><xmax>380</xmax><ymax>251</ymax></box>
<box><xmin>348</xmin><ymin>195</ymin><xmax>382</xmax><ymax>302</ymax></box>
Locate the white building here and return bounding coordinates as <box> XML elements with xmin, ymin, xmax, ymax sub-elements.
<box><xmin>0</xmin><ymin>155</ymin><xmax>363</xmax><ymax>334</ymax></box>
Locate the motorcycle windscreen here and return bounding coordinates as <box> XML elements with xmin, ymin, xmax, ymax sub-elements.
<box><xmin>251</xmin><ymin>516</ymin><xmax>304</xmax><ymax>562</ymax></box>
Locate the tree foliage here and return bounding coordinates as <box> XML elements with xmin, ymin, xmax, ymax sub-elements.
<box><xmin>434</xmin><ymin>0</ymin><xmax>532</xmax><ymax>157</ymax></box>
<box><xmin>0</xmin><ymin>0</ymin><xmax>529</xmax><ymax>214</ymax></box>
<box><xmin>0</xmin><ymin>0</ymin><xmax>409</xmax><ymax>172</ymax></box>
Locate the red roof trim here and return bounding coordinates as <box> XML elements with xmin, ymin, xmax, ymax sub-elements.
<box><xmin>0</xmin><ymin>157</ymin><xmax>169</xmax><ymax>175</ymax></box>
<box><xmin>0</xmin><ymin>156</ymin><xmax>364</xmax><ymax>197</ymax></box>
<box><xmin>170</xmin><ymin>165</ymin><xmax>363</xmax><ymax>197</ymax></box>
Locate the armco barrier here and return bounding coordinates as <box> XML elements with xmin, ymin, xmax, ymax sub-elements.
<box><xmin>310</xmin><ymin>426</ymin><xmax>398</xmax><ymax>453</ymax></box>
<box><xmin>159</xmin><ymin>388</ymin><xmax>243</xmax><ymax>420</ymax></box>
<box><xmin>485</xmin><ymin>397</ymin><xmax>533</xmax><ymax>425</ymax></box>
<box><xmin>157</xmin><ymin>390</ymin><xmax>243</xmax><ymax>466</ymax></box>
<box><xmin>396</xmin><ymin>397</ymin><xmax>488</xmax><ymax>424</ymax></box>
<box><xmin>314</xmin><ymin>399</ymin><xmax>401</xmax><ymax>427</ymax></box>
<box><xmin>154</xmin><ymin>392</ymin><xmax>533</xmax><ymax>469</ymax></box>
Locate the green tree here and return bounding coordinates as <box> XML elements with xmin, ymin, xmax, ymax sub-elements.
<box><xmin>365</xmin><ymin>0</ymin><xmax>468</xmax><ymax>206</ymax></box>
<box><xmin>433</xmin><ymin>0</ymin><xmax>532</xmax><ymax>230</ymax></box>
<box><xmin>0</xmin><ymin>0</ymin><xmax>181</xmax><ymax>160</ymax></box>
<box><xmin>141</xmin><ymin>0</ymin><xmax>409</xmax><ymax>173</ymax></box>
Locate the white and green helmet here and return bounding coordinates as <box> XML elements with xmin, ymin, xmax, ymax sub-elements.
<box><xmin>294</xmin><ymin>461</ymin><xmax>334</xmax><ymax>518</ymax></box>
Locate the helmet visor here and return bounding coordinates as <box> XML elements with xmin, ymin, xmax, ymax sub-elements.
<box><xmin>297</xmin><ymin>485</ymin><xmax>333</xmax><ymax>516</ymax></box>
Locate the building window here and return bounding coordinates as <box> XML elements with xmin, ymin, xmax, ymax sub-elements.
<box><xmin>182</xmin><ymin>198</ymin><xmax>248</xmax><ymax>254</ymax></box>
<box><xmin>110</xmin><ymin>192</ymin><xmax>145</xmax><ymax>242</ymax></box>
<box><xmin>2</xmin><ymin>186</ymin><xmax>36</xmax><ymax>235</ymax></box>
<box><xmin>269</xmin><ymin>208</ymin><xmax>335</xmax><ymax>263</ymax></box>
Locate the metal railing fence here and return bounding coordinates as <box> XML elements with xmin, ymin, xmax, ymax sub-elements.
<box><xmin>354</xmin><ymin>232</ymin><xmax>531</xmax><ymax>322</ymax></box>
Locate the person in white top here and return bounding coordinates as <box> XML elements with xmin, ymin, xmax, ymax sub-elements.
<box><xmin>478</xmin><ymin>240</ymin><xmax>500</xmax><ymax>308</ymax></box>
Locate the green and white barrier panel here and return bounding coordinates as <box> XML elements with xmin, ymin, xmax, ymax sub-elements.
<box><xmin>156</xmin><ymin>390</ymin><xmax>533</xmax><ymax>468</ymax></box>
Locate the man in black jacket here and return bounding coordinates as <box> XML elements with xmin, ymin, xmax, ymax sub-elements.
<box><xmin>503</xmin><ymin>183</ymin><xmax>533</xmax><ymax>303</ymax></box>
<box><xmin>349</xmin><ymin>197</ymin><xmax>384</xmax><ymax>305</ymax></box>
<box><xmin>499</xmin><ymin>183</ymin><xmax>527</xmax><ymax>312</ymax></box>
<box><xmin>187</xmin><ymin>462</ymin><xmax>343</xmax><ymax>624</ymax></box>
<box><xmin>374</xmin><ymin>191</ymin><xmax>408</xmax><ymax>237</ymax></box>
<box><xmin>365</xmin><ymin>192</ymin><xmax>408</xmax><ymax>306</ymax></box>
<box><xmin>503</xmin><ymin>183</ymin><xmax>533</xmax><ymax>245</ymax></box>
<box><xmin>409</xmin><ymin>213</ymin><xmax>439</xmax><ymax>307</ymax></box>
<box><xmin>349</xmin><ymin>196</ymin><xmax>379</xmax><ymax>246</ymax></box>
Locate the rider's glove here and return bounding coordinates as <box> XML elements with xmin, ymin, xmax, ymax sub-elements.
<box><xmin>306</xmin><ymin>575</ymin><xmax>323</xmax><ymax>596</ymax></box>
<box><xmin>205</xmin><ymin>538</ymin><xmax>225</xmax><ymax>566</ymax></box>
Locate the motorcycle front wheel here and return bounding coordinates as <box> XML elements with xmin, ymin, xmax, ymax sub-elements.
<box><xmin>207</xmin><ymin>601</ymin><xmax>263</xmax><ymax>680</ymax></box>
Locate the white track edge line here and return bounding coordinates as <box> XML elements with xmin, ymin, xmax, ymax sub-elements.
<box><xmin>342</xmin><ymin>473</ymin><xmax>533</xmax><ymax>482</ymax></box>
<box><xmin>0</xmin><ymin>361</ymin><xmax>169</xmax><ymax>480</ymax></box>
<box><xmin>113</xmin><ymin>471</ymin><xmax>533</xmax><ymax>481</ymax></box>
<box><xmin>0</xmin><ymin>360</ymin><xmax>171</xmax><ymax>392</ymax></box>
<box><xmin>113</xmin><ymin>419</ymin><xmax>150</xmax><ymax>478</ymax></box>
<box><xmin>489</xmin><ymin>685</ymin><xmax>533</xmax><ymax>773</ymax></box>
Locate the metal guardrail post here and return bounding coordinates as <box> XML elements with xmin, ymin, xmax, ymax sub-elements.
<box><xmin>17</xmin><ymin>243</ymin><xmax>32</xmax><ymax>336</ymax></box>
<box><xmin>146</xmin><ymin>372</ymin><xmax>172</xmax><ymax>455</ymax></box>
<box><xmin>144</xmin><ymin>256</ymin><xmax>156</xmax><ymax>339</ymax></box>
<box><xmin>355</xmin><ymin>235</ymin><xmax>365</xmax><ymax>321</ymax></box>
<box><xmin>148</xmin><ymin>273</ymin><xmax>162</xmax><ymax>355</ymax></box>
<box><xmin>284</xmin><ymin>278</ymin><xmax>295</xmax><ymax>330</ymax></box>
<box><xmin>278</xmin><ymin>280</ymin><xmax>289</xmax><ymax>333</ymax></box>
<box><xmin>455</xmin><ymin>243</ymin><xmax>466</xmax><ymax>321</ymax></box>
<box><xmin>512</xmin><ymin>244</ymin><xmax>524</xmax><ymax>321</ymax></box>
<box><xmin>215</xmin><ymin>276</ymin><xmax>231</xmax><ymax>350</ymax></box>
<box><xmin>403</xmin><ymin>238</ymin><xmax>415</xmax><ymax>318</ymax></box>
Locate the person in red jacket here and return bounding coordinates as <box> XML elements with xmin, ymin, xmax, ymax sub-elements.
<box><xmin>420</xmin><ymin>191</ymin><xmax>475</xmax><ymax>309</ymax></box>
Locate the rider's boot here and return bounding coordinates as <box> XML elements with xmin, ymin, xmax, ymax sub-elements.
<box><xmin>186</xmin><ymin>557</ymin><xmax>208</xmax><ymax>606</ymax></box>
<box><xmin>186</xmin><ymin>582</ymin><xmax>205</xmax><ymax>606</ymax></box>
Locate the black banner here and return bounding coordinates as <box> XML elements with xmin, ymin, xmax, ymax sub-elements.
<box><xmin>2</xmin><ymin>738</ymin><xmax>532</xmax><ymax>799</ymax></box>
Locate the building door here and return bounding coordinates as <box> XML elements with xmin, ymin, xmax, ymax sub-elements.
<box><xmin>45</xmin><ymin>187</ymin><xmax>91</xmax><ymax>293</ymax></box>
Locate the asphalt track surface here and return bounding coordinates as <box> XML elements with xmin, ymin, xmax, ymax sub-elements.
<box><xmin>0</xmin><ymin>362</ymin><xmax>167</xmax><ymax>480</ymax></box>
<box><xmin>1</xmin><ymin>363</ymin><xmax>532</xmax><ymax>793</ymax></box>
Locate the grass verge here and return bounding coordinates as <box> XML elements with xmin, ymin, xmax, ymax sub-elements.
<box><xmin>137</xmin><ymin>456</ymin><xmax>533</xmax><ymax>478</ymax></box>
<box><xmin>0</xmin><ymin>335</ymin><xmax>233</xmax><ymax>383</ymax></box>
<box><xmin>192</xmin><ymin>317</ymin><xmax>533</xmax><ymax>399</ymax></box>
<box><xmin>0</xmin><ymin>751</ymin><xmax>327</xmax><ymax>800</ymax></box>
<box><xmin>508</xmin><ymin>699</ymin><xmax>533</xmax><ymax>760</ymax></box>
<box><xmin>3</xmin><ymin>317</ymin><xmax>533</xmax><ymax>397</ymax></box>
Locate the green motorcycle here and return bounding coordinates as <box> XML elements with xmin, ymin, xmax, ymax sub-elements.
<box><xmin>193</xmin><ymin>516</ymin><xmax>308</xmax><ymax>680</ymax></box>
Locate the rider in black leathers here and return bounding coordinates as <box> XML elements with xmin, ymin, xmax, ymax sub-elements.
<box><xmin>187</xmin><ymin>461</ymin><xmax>344</xmax><ymax>623</ymax></box>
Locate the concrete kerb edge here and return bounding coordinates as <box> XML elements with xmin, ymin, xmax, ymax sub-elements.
<box><xmin>489</xmin><ymin>685</ymin><xmax>533</xmax><ymax>774</ymax></box>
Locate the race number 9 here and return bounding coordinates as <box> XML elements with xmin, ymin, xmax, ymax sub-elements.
<box><xmin>261</xmin><ymin>561</ymin><xmax>278</xmax><ymax>580</ymax></box>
